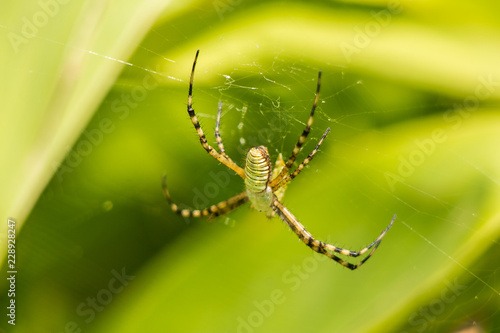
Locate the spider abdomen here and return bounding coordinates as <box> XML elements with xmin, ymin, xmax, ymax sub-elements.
<box><xmin>245</xmin><ymin>146</ymin><xmax>273</xmax><ymax>211</ymax></box>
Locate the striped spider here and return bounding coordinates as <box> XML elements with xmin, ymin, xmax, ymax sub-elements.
<box><xmin>162</xmin><ymin>50</ymin><xmax>395</xmax><ymax>270</ymax></box>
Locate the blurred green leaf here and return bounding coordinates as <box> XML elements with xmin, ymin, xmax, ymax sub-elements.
<box><xmin>0</xmin><ymin>0</ymin><xmax>172</xmax><ymax>260</ymax></box>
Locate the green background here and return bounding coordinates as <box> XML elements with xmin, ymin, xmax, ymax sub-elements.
<box><xmin>1</xmin><ymin>0</ymin><xmax>499</xmax><ymax>332</ymax></box>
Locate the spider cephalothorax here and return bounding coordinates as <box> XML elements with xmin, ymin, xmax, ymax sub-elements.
<box><xmin>162</xmin><ymin>50</ymin><xmax>395</xmax><ymax>270</ymax></box>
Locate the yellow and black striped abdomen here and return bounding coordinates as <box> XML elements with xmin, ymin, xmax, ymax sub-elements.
<box><xmin>245</xmin><ymin>146</ymin><xmax>273</xmax><ymax>211</ymax></box>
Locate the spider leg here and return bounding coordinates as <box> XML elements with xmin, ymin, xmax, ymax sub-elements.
<box><xmin>215</xmin><ymin>101</ymin><xmax>234</xmax><ymax>162</ymax></box>
<box><xmin>272</xmin><ymin>198</ymin><xmax>395</xmax><ymax>270</ymax></box>
<box><xmin>321</xmin><ymin>215</ymin><xmax>395</xmax><ymax>257</ymax></box>
<box><xmin>187</xmin><ymin>50</ymin><xmax>245</xmax><ymax>179</ymax></box>
<box><xmin>162</xmin><ymin>175</ymin><xmax>249</xmax><ymax>219</ymax></box>
<box><xmin>269</xmin><ymin>71</ymin><xmax>322</xmax><ymax>188</ymax></box>
<box><xmin>272</xmin><ymin>127</ymin><xmax>330</xmax><ymax>191</ymax></box>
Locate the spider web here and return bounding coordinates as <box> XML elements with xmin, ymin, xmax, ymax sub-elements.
<box><xmin>2</xmin><ymin>2</ymin><xmax>500</xmax><ymax>333</ymax></box>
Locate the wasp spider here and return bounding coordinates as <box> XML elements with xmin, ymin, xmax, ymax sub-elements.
<box><xmin>162</xmin><ymin>50</ymin><xmax>395</xmax><ymax>270</ymax></box>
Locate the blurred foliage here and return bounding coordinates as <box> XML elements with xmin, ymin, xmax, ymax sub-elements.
<box><xmin>1</xmin><ymin>0</ymin><xmax>500</xmax><ymax>332</ymax></box>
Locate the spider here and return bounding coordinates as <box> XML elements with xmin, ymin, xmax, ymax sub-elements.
<box><xmin>162</xmin><ymin>50</ymin><xmax>395</xmax><ymax>270</ymax></box>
